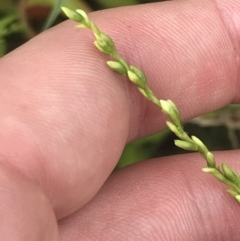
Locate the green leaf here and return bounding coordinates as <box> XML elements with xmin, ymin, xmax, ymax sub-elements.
<box><xmin>42</xmin><ymin>0</ymin><xmax>66</xmax><ymax>31</ymax></box>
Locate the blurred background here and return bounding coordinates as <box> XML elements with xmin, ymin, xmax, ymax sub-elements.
<box><xmin>1</xmin><ymin>0</ymin><xmax>240</xmax><ymax>168</ymax></box>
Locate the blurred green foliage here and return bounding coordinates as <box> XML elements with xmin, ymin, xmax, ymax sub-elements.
<box><xmin>0</xmin><ymin>0</ymin><xmax>169</xmax><ymax>55</ymax></box>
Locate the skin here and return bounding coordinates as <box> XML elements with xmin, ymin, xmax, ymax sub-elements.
<box><xmin>0</xmin><ymin>0</ymin><xmax>240</xmax><ymax>240</ymax></box>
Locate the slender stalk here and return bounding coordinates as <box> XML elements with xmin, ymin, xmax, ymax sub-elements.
<box><xmin>62</xmin><ymin>7</ymin><xmax>240</xmax><ymax>204</ymax></box>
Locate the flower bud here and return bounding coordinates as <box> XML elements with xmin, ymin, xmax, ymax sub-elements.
<box><xmin>206</xmin><ymin>152</ymin><xmax>216</xmax><ymax>168</ymax></box>
<box><xmin>191</xmin><ymin>136</ymin><xmax>208</xmax><ymax>155</ymax></box>
<box><xmin>175</xmin><ymin>139</ymin><xmax>198</xmax><ymax>151</ymax></box>
<box><xmin>96</xmin><ymin>33</ymin><xmax>115</xmax><ymax>54</ymax></box>
<box><xmin>76</xmin><ymin>9</ymin><xmax>90</xmax><ymax>26</ymax></box>
<box><xmin>160</xmin><ymin>100</ymin><xmax>181</xmax><ymax>127</ymax></box>
<box><xmin>62</xmin><ymin>7</ymin><xmax>84</xmax><ymax>23</ymax></box>
<box><xmin>202</xmin><ymin>168</ymin><xmax>233</xmax><ymax>186</ymax></box>
<box><xmin>222</xmin><ymin>163</ymin><xmax>239</xmax><ymax>184</ymax></box>
<box><xmin>107</xmin><ymin>61</ymin><xmax>127</xmax><ymax>75</ymax></box>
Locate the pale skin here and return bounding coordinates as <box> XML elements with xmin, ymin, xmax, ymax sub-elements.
<box><xmin>0</xmin><ymin>0</ymin><xmax>240</xmax><ymax>240</ymax></box>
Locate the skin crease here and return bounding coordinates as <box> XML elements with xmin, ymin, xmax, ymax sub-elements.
<box><xmin>0</xmin><ymin>0</ymin><xmax>239</xmax><ymax>240</ymax></box>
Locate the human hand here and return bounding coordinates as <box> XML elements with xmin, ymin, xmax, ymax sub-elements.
<box><xmin>0</xmin><ymin>0</ymin><xmax>240</xmax><ymax>240</ymax></box>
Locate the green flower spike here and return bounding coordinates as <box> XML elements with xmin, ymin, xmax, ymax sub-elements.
<box><xmin>62</xmin><ymin>8</ymin><xmax>240</xmax><ymax>204</ymax></box>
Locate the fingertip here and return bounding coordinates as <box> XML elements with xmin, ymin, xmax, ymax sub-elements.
<box><xmin>0</xmin><ymin>164</ymin><xmax>59</xmax><ymax>240</ymax></box>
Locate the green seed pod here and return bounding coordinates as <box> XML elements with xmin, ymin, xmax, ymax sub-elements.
<box><xmin>127</xmin><ymin>70</ymin><xmax>140</xmax><ymax>85</ymax></box>
<box><xmin>76</xmin><ymin>9</ymin><xmax>90</xmax><ymax>26</ymax></box>
<box><xmin>202</xmin><ymin>168</ymin><xmax>233</xmax><ymax>186</ymax></box>
<box><xmin>191</xmin><ymin>136</ymin><xmax>209</xmax><ymax>155</ymax></box>
<box><xmin>160</xmin><ymin>100</ymin><xmax>171</xmax><ymax>115</ymax></box>
<box><xmin>91</xmin><ymin>23</ymin><xmax>101</xmax><ymax>38</ymax></box>
<box><xmin>62</xmin><ymin>7</ymin><xmax>84</xmax><ymax>23</ymax></box>
<box><xmin>166</xmin><ymin>121</ymin><xmax>181</xmax><ymax>137</ymax></box>
<box><xmin>94</xmin><ymin>41</ymin><xmax>111</xmax><ymax>55</ymax></box>
<box><xmin>129</xmin><ymin>65</ymin><xmax>147</xmax><ymax>86</ymax></box>
<box><xmin>222</xmin><ymin>163</ymin><xmax>240</xmax><ymax>185</ymax></box>
<box><xmin>206</xmin><ymin>152</ymin><xmax>216</xmax><ymax>168</ymax></box>
<box><xmin>175</xmin><ymin>139</ymin><xmax>198</xmax><ymax>151</ymax></box>
<box><xmin>96</xmin><ymin>33</ymin><xmax>115</xmax><ymax>54</ymax></box>
<box><xmin>160</xmin><ymin>100</ymin><xmax>181</xmax><ymax>127</ymax></box>
<box><xmin>107</xmin><ymin>61</ymin><xmax>127</xmax><ymax>75</ymax></box>
<box><xmin>167</xmin><ymin>99</ymin><xmax>180</xmax><ymax>116</ymax></box>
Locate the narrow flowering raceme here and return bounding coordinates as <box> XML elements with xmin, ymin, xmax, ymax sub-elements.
<box><xmin>62</xmin><ymin>7</ymin><xmax>240</xmax><ymax>204</ymax></box>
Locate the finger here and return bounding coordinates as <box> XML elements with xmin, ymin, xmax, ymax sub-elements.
<box><xmin>90</xmin><ymin>0</ymin><xmax>240</xmax><ymax>138</ymax></box>
<box><xmin>0</xmin><ymin>164</ymin><xmax>59</xmax><ymax>240</ymax></box>
<box><xmin>0</xmin><ymin>0</ymin><xmax>239</xmax><ymax>219</ymax></box>
<box><xmin>59</xmin><ymin>151</ymin><xmax>240</xmax><ymax>241</ymax></box>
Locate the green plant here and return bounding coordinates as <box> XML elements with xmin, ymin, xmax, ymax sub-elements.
<box><xmin>61</xmin><ymin>7</ymin><xmax>240</xmax><ymax>204</ymax></box>
<box><xmin>0</xmin><ymin>14</ymin><xmax>25</xmax><ymax>56</ymax></box>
